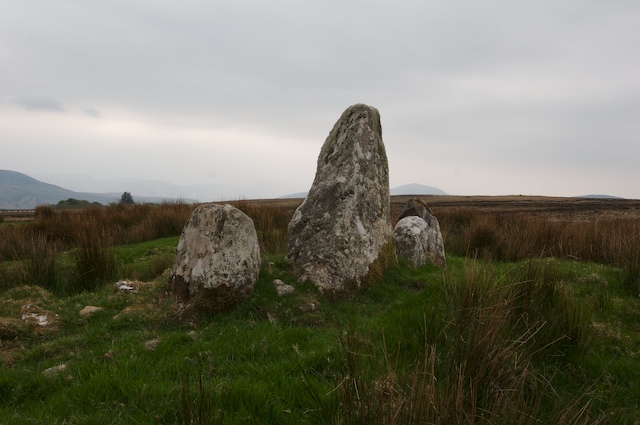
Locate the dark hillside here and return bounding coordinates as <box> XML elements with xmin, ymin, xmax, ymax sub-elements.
<box><xmin>0</xmin><ymin>170</ymin><xmax>117</xmax><ymax>209</ymax></box>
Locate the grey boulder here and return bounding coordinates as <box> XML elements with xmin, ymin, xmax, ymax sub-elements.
<box><xmin>169</xmin><ymin>203</ymin><xmax>261</xmax><ymax>314</ymax></box>
<box><xmin>393</xmin><ymin>199</ymin><xmax>446</xmax><ymax>267</ymax></box>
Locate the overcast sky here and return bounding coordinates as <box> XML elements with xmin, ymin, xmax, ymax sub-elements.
<box><xmin>1</xmin><ymin>1</ymin><xmax>639</xmax><ymax>200</ymax></box>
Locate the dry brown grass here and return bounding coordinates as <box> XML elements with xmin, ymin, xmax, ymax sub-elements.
<box><xmin>437</xmin><ymin>207</ymin><xmax>640</xmax><ymax>268</ymax></box>
<box><xmin>229</xmin><ymin>200</ymin><xmax>294</xmax><ymax>255</ymax></box>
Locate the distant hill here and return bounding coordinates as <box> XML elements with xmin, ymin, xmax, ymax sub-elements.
<box><xmin>278</xmin><ymin>192</ymin><xmax>309</xmax><ymax>199</ymax></box>
<box><xmin>279</xmin><ymin>183</ymin><xmax>448</xmax><ymax>199</ymax></box>
<box><xmin>0</xmin><ymin>170</ymin><xmax>117</xmax><ymax>209</ymax></box>
<box><xmin>575</xmin><ymin>194</ymin><xmax>624</xmax><ymax>200</ymax></box>
<box><xmin>34</xmin><ymin>173</ymin><xmax>244</xmax><ymax>203</ymax></box>
<box><xmin>390</xmin><ymin>183</ymin><xmax>448</xmax><ymax>196</ymax></box>
<box><xmin>0</xmin><ymin>170</ymin><xmax>188</xmax><ymax>209</ymax></box>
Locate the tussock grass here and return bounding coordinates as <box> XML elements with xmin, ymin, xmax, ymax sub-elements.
<box><xmin>72</xmin><ymin>218</ymin><xmax>119</xmax><ymax>293</ymax></box>
<box><xmin>304</xmin><ymin>260</ymin><xmax>599</xmax><ymax>424</ymax></box>
<box><xmin>231</xmin><ymin>200</ymin><xmax>292</xmax><ymax>255</ymax></box>
<box><xmin>438</xmin><ymin>208</ymin><xmax>640</xmax><ymax>267</ymax></box>
<box><xmin>17</xmin><ymin>232</ymin><xmax>62</xmax><ymax>292</ymax></box>
<box><xmin>1</xmin><ymin>202</ymin><xmax>194</xmax><ymax>294</ymax></box>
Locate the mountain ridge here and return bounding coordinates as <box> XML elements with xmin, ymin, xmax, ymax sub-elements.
<box><xmin>2</xmin><ymin>170</ymin><xmax>453</xmax><ymax>209</ymax></box>
<box><xmin>0</xmin><ymin>170</ymin><xmax>192</xmax><ymax>209</ymax></box>
<box><xmin>2</xmin><ymin>169</ymin><xmax>626</xmax><ymax>209</ymax></box>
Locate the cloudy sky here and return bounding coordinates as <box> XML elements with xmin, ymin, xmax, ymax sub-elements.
<box><xmin>1</xmin><ymin>1</ymin><xmax>639</xmax><ymax>200</ymax></box>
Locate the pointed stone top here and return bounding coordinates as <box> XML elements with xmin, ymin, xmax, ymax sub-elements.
<box><xmin>287</xmin><ymin>104</ymin><xmax>391</xmax><ymax>293</ymax></box>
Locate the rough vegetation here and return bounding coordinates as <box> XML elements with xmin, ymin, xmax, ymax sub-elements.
<box><xmin>0</xmin><ymin>196</ymin><xmax>639</xmax><ymax>423</ymax></box>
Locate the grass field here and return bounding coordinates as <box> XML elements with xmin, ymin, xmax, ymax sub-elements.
<box><xmin>1</xmin><ymin>196</ymin><xmax>639</xmax><ymax>424</ymax></box>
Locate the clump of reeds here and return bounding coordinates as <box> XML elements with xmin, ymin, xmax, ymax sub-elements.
<box><xmin>317</xmin><ymin>260</ymin><xmax>599</xmax><ymax>424</ymax></box>
<box><xmin>231</xmin><ymin>201</ymin><xmax>293</xmax><ymax>255</ymax></box>
<box><xmin>438</xmin><ymin>208</ymin><xmax>640</xmax><ymax>269</ymax></box>
<box><xmin>29</xmin><ymin>201</ymin><xmax>195</xmax><ymax>247</ymax></box>
<box><xmin>0</xmin><ymin>227</ymin><xmax>63</xmax><ymax>291</ymax></box>
<box><xmin>20</xmin><ymin>233</ymin><xmax>62</xmax><ymax>291</ymax></box>
<box><xmin>0</xmin><ymin>225</ymin><xmax>34</xmax><ymax>262</ymax></box>
<box><xmin>1</xmin><ymin>202</ymin><xmax>194</xmax><ymax>293</ymax></box>
<box><xmin>71</xmin><ymin>217</ymin><xmax>119</xmax><ymax>293</ymax></box>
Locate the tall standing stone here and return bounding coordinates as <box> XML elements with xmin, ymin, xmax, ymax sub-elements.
<box><xmin>287</xmin><ymin>104</ymin><xmax>392</xmax><ymax>293</ymax></box>
<box><xmin>169</xmin><ymin>204</ymin><xmax>261</xmax><ymax>314</ymax></box>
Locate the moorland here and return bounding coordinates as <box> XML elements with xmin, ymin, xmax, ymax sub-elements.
<box><xmin>1</xmin><ymin>195</ymin><xmax>639</xmax><ymax>424</ymax></box>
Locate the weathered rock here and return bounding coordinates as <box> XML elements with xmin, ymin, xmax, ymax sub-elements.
<box><xmin>114</xmin><ymin>280</ymin><xmax>145</xmax><ymax>293</ymax></box>
<box><xmin>79</xmin><ymin>306</ymin><xmax>103</xmax><ymax>316</ymax></box>
<box><xmin>144</xmin><ymin>338</ymin><xmax>161</xmax><ymax>350</ymax></box>
<box><xmin>397</xmin><ymin>198</ymin><xmax>434</xmax><ymax>222</ymax></box>
<box><xmin>273</xmin><ymin>279</ymin><xmax>295</xmax><ymax>296</ymax></box>
<box><xmin>112</xmin><ymin>305</ymin><xmax>145</xmax><ymax>321</ymax></box>
<box><xmin>42</xmin><ymin>363</ymin><xmax>67</xmax><ymax>377</ymax></box>
<box><xmin>393</xmin><ymin>214</ymin><xmax>446</xmax><ymax>267</ymax></box>
<box><xmin>169</xmin><ymin>203</ymin><xmax>261</xmax><ymax>313</ymax></box>
<box><xmin>287</xmin><ymin>104</ymin><xmax>392</xmax><ymax>293</ymax></box>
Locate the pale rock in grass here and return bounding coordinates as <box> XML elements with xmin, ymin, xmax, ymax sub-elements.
<box><xmin>79</xmin><ymin>306</ymin><xmax>104</xmax><ymax>316</ymax></box>
<box><xmin>169</xmin><ymin>203</ymin><xmax>261</xmax><ymax>314</ymax></box>
<box><xmin>114</xmin><ymin>280</ymin><xmax>146</xmax><ymax>293</ymax></box>
<box><xmin>287</xmin><ymin>104</ymin><xmax>392</xmax><ymax>293</ymax></box>
<box><xmin>42</xmin><ymin>363</ymin><xmax>67</xmax><ymax>377</ymax></box>
<box><xmin>393</xmin><ymin>199</ymin><xmax>446</xmax><ymax>267</ymax></box>
<box><xmin>273</xmin><ymin>279</ymin><xmax>295</xmax><ymax>296</ymax></box>
<box><xmin>144</xmin><ymin>338</ymin><xmax>161</xmax><ymax>350</ymax></box>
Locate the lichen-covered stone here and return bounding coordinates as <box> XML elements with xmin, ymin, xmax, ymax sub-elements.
<box><xmin>397</xmin><ymin>198</ymin><xmax>435</xmax><ymax>222</ymax></box>
<box><xmin>287</xmin><ymin>104</ymin><xmax>392</xmax><ymax>293</ymax></box>
<box><xmin>273</xmin><ymin>279</ymin><xmax>295</xmax><ymax>296</ymax></box>
<box><xmin>169</xmin><ymin>203</ymin><xmax>261</xmax><ymax>314</ymax></box>
<box><xmin>393</xmin><ymin>202</ymin><xmax>446</xmax><ymax>268</ymax></box>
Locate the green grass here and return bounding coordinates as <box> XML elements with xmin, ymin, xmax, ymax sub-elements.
<box><xmin>113</xmin><ymin>236</ymin><xmax>179</xmax><ymax>281</ymax></box>
<box><xmin>1</xmin><ymin>240</ymin><xmax>640</xmax><ymax>423</ymax></box>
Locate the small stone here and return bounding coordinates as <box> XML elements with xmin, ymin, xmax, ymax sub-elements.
<box><xmin>273</xmin><ymin>279</ymin><xmax>295</xmax><ymax>296</ymax></box>
<box><xmin>114</xmin><ymin>280</ymin><xmax>143</xmax><ymax>293</ymax></box>
<box><xmin>144</xmin><ymin>338</ymin><xmax>161</xmax><ymax>350</ymax></box>
<box><xmin>79</xmin><ymin>306</ymin><xmax>104</xmax><ymax>316</ymax></box>
<box><xmin>42</xmin><ymin>363</ymin><xmax>67</xmax><ymax>377</ymax></box>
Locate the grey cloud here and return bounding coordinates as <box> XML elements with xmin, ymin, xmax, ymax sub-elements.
<box><xmin>83</xmin><ymin>108</ymin><xmax>101</xmax><ymax>118</ymax></box>
<box><xmin>12</xmin><ymin>97</ymin><xmax>66</xmax><ymax>112</ymax></box>
<box><xmin>1</xmin><ymin>1</ymin><xmax>639</xmax><ymax>198</ymax></box>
